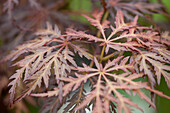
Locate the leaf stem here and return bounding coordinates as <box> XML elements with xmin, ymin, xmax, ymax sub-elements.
<box><xmin>98</xmin><ymin>10</ymin><xmax>109</xmax><ymax>63</ymax></box>
<box><xmin>102</xmin><ymin>52</ymin><xmax>118</xmax><ymax>61</ymax></box>
<box><xmin>99</xmin><ymin>44</ymin><xmax>106</xmax><ymax>63</ymax></box>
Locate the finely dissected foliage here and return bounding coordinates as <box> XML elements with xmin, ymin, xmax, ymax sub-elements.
<box><xmin>4</xmin><ymin>9</ymin><xmax>170</xmax><ymax>113</ymax></box>
<box><xmin>6</xmin><ymin>22</ymin><xmax>92</xmax><ymax>105</ymax></box>
<box><xmin>1</xmin><ymin>0</ymin><xmax>170</xmax><ymax>113</ymax></box>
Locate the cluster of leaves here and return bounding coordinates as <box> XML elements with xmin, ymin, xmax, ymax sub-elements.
<box><xmin>106</xmin><ymin>0</ymin><xmax>164</xmax><ymax>20</ymax></box>
<box><xmin>0</xmin><ymin>0</ymin><xmax>168</xmax><ymax>54</ymax></box>
<box><xmin>0</xmin><ymin>0</ymin><xmax>90</xmax><ymax>55</ymax></box>
<box><xmin>1</xmin><ymin>0</ymin><xmax>170</xmax><ymax>113</ymax></box>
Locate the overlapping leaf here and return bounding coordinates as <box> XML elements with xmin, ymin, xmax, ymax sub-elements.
<box><xmin>7</xmin><ymin>23</ymin><xmax>92</xmax><ymax>105</ymax></box>
<box><xmin>5</xmin><ymin>7</ymin><xmax>170</xmax><ymax>113</ymax></box>
<box><xmin>32</xmin><ymin>57</ymin><xmax>170</xmax><ymax>113</ymax></box>
<box><xmin>136</xmin><ymin>52</ymin><xmax>170</xmax><ymax>88</ymax></box>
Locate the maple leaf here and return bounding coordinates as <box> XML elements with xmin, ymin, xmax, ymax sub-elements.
<box><xmin>136</xmin><ymin>52</ymin><xmax>170</xmax><ymax>88</ymax></box>
<box><xmin>67</xmin><ymin>10</ymin><xmax>161</xmax><ymax>54</ymax></box>
<box><xmin>7</xmin><ymin>22</ymin><xmax>92</xmax><ymax>105</ymax></box>
<box><xmin>31</xmin><ymin>57</ymin><xmax>170</xmax><ymax>113</ymax></box>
